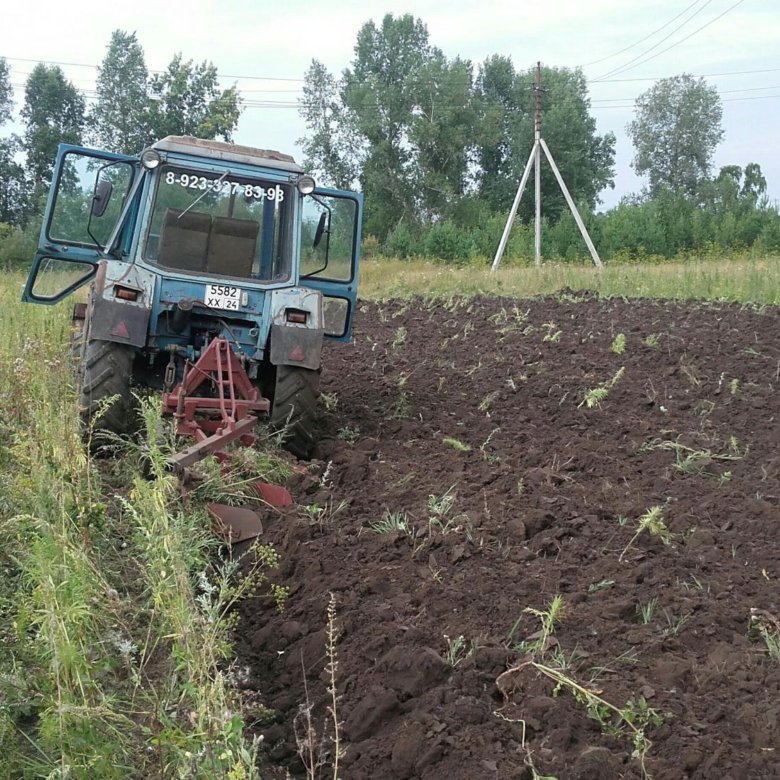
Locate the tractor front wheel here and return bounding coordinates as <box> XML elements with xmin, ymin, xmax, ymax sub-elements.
<box><xmin>79</xmin><ymin>337</ymin><xmax>136</xmax><ymax>437</ymax></box>
<box><xmin>268</xmin><ymin>365</ymin><xmax>320</xmax><ymax>459</ymax></box>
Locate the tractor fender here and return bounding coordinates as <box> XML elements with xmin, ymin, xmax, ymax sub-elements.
<box><xmin>88</xmin><ymin>295</ymin><xmax>151</xmax><ymax>348</ymax></box>
<box><xmin>269</xmin><ymin>324</ymin><xmax>324</xmax><ymax>371</ymax></box>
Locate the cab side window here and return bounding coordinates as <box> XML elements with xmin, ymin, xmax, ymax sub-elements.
<box><xmin>49</xmin><ymin>153</ymin><xmax>134</xmax><ymax>247</ymax></box>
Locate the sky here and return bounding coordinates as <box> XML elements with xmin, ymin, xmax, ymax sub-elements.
<box><xmin>1</xmin><ymin>0</ymin><xmax>778</xmax><ymax>210</ymax></box>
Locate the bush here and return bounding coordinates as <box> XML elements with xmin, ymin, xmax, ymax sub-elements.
<box><xmin>384</xmin><ymin>220</ymin><xmax>418</xmax><ymax>259</ymax></box>
<box><xmin>0</xmin><ymin>224</ymin><xmax>37</xmax><ymax>270</ymax></box>
<box><xmin>360</xmin><ymin>234</ymin><xmax>380</xmax><ymax>260</ymax></box>
<box><xmin>757</xmin><ymin>218</ymin><xmax>780</xmax><ymax>253</ymax></box>
<box><xmin>420</xmin><ymin>221</ymin><xmax>475</xmax><ymax>263</ymax></box>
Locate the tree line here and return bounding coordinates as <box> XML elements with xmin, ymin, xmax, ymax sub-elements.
<box><xmin>299</xmin><ymin>15</ymin><xmax>615</xmax><ymax>240</ymax></box>
<box><xmin>299</xmin><ymin>14</ymin><xmax>780</xmax><ymax>260</ymax></box>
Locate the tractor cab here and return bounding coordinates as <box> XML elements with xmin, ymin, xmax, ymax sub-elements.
<box><xmin>24</xmin><ymin>135</ymin><xmax>361</xmax><ymax>342</ymax></box>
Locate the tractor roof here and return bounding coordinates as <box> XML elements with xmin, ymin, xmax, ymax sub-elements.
<box><xmin>153</xmin><ymin>135</ymin><xmax>304</xmax><ymax>174</ymax></box>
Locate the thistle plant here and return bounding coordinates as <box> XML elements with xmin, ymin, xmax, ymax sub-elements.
<box><xmin>507</xmin><ymin>594</ymin><xmax>566</xmax><ymax>655</ymax></box>
<box><xmin>610</xmin><ymin>333</ymin><xmax>627</xmax><ymax>354</ymax></box>
<box><xmin>369</xmin><ymin>510</ymin><xmax>415</xmax><ymax>539</ymax></box>
<box><xmin>533</xmin><ymin>663</ymin><xmax>661</xmax><ymax>779</ymax></box>
<box><xmin>442</xmin><ymin>436</ymin><xmax>471</xmax><ymax>452</ymax></box>
<box><xmin>443</xmin><ymin>634</ymin><xmax>479</xmax><ymax>667</ymax></box>
<box><xmin>636</xmin><ymin>598</ymin><xmax>658</xmax><ymax>624</ymax></box>
<box><xmin>580</xmin><ymin>367</ymin><xmax>625</xmax><ymax>409</ymax></box>
<box><xmin>619</xmin><ymin>505</ymin><xmax>673</xmax><ymax>561</ymax></box>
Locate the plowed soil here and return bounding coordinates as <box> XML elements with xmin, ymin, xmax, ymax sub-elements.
<box><xmin>236</xmin><ymin>293</ymin><xmax>780</xmax><ymax>780</ymax></box>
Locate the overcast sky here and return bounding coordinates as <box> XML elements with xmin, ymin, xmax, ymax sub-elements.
<box><xmin>2</xmin><ymin>0</ymin><xmax>777</xmax><ymax>209</ymax></box>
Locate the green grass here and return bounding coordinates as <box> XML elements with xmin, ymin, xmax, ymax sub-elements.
<box><xmin>359</xmin><ymin>254</ymin><xmax>780</xmax><ymax>304</ymax></box>
<box><xmin>0</xmin><ymin>278</ymin><xmax>272</xmax><ymax>778</ymax></box>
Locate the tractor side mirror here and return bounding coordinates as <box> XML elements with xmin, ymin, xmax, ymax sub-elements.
<box><xmin>91</xmin><ymin>178</ymin><xmax>114</xmax><ymax>218</ymax></box>
<box><xmin>313</xmin><ymin>211</ymin><xmax>328</xmax><ymax>249</ymax></box>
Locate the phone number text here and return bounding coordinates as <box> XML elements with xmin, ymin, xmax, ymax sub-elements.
<box><xmin>164</xmin><ymin>171</ymin><xmax>285</xmax><ymax>202</ymax></box>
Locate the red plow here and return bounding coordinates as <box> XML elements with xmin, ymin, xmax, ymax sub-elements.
<box><xmin>162</xmin><ymin>337</ymin><xmax>293</xmax><ymax>542</ymax></box>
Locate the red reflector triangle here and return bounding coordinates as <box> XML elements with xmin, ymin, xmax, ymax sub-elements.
<box><xmin>289</xmin><ymin>345</ymin><xmax>305</xmax><ymax>362</ymax></box>
<box><xmin>112</xmin><ymin>321</ymin><xmax>130</xmax><ymax>339</ymax></box>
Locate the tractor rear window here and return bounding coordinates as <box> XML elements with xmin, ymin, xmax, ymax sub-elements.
<box><xmin>144</xmin><ymin>165</ymin><xmax>293</xmax><ymax>282</ymax></box>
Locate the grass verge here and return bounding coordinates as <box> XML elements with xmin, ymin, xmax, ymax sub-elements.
<box><xmin>0</xmin><ymin>281</ymin><xmax>280</xmax><ymax>778</ymax></box>
<box><xmin>359</xmin><ymin>254</ymin><xmax>780</xmax><ymax>304</ymax></box>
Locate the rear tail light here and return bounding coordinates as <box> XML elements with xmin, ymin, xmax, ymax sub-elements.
<box><xmin>285</xmin><ymin>308</ymin><xmax>308</xmax><ymax>324</ymax></box>
<box><xmin>114</xmin><ymin>286</ymin><xmax>140</xmax><ymax>301</ymax></box>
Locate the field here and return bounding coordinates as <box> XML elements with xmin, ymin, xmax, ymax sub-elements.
<box><xmin>237</xmin><ymin>287</ymin><xmax>780</xmax><ymax>779</ymax></box>
<box><xmin>1</xmin><ymin>258</ymin><xmax>780</xmax><ymax>779</ymax></box>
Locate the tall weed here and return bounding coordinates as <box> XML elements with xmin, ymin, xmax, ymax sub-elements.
<box><xmin>0</xmin><ymin>280</ymin><xmax>270</xmax><ymax>778</ymax></box>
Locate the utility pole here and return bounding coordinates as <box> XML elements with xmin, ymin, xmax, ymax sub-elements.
<box><xmin>491</xmin><ymin>62</ymin><xmax>603</xmax><ymax>272</ymax></box>
<box><xmin>534</xmin><ymin>61</ymin><xmax>542</xmax><ymax>266</ymax></box>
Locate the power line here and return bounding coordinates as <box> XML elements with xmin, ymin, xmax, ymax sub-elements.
<box><xmin>594</xmin><ymin>0</ymin><xmax>717</xmax><ymax>80</ymax></box>
<box><xmin>582</xmin><ymin>0</ymin><xmax>711</xmax><ymax>70</ymax></box>
<box><xmin>591</xmin><ymin>83</ymin><xmax>780</xmax><ymax>104</ymax></box>
<box><xmin>6</xmin><ymin>52</ymin><xmax>779</xmax><ymax>91</ymax></box>
<box><xmin>593</xmin><ymin>0</ymin><xmax>748</xmax><ymax>81</ymax></box>
<box><xmin>243</xmin><ymin>92</ymin><xmax>780</xmax><ymax>110</ymax></box>
<box><xmin>591</xmin><ymin>92</ymin><xmax>780</xmax><ymax>110</ymax></box>
<box><xmin>8</xmin><ymin>67</ymin><xmax>302</xmax><ymax>93</ymax></box>
<box><xmin>722</xmin><ymin>92</ymin><xmax>780</xmax><ymax>102</ymax></box>
<box><xmin>221</xmin><ymin>91</ymin><xmax>780</xmax><ymax>110</ymax></box>
<box><xmin>2</xmin><ymin>54</ymin><xmax>306</xmax><ymax>82</ymax></box>
<box><xmin>7</xmin><ymin>50</ymin><xmax>779</xmax><ymax>115</ymax></box>
<box><xmin>597</xmin><ymin>66</ymin><xmax>780</xmax><ymax>83</ymax></box>
<box><xmin>10</xmin><ymin>76</ymin><xmax>780</xmax><ymax>111</ymax></box>
<box><xmin>2</xmin><ymin>55</ymin><xmax>99</xmax><ymax>69</ymax></box>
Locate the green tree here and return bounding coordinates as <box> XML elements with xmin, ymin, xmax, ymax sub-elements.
<box><xmin>21</xmin><ymin>64</ymin><xmax>85</xmax><ymax>186</ymax></box>
<box><xmin>298</xmin><ymin>18</ymin><xmax>611</xmax><ymax>239</ymax></box>
<box><xmin>0</xmin><ymin>137</ymin><xmax>28</xmax><ymax>226</ymax></box>
<box><xmin>91</xmin><ymin>30</ymin><xmax>151</xmax><ymax>153</ymax></box>
<box><xmin>740</xmin><ymin>162</ymin><xmax>767</xmax><ymax>204</ymax></box>
<box><xmin>697</xmin><ymin>163</ymin><xmax>772</xmax><ymax>248</ymax></box>
<box><xmin>298</xmin><ymin>59</ymin><xmax>361</xmax><ymax>189</ymax></box>
<box><xmin>627</xmin><ymin>73</ymin><xmax>723</xmax><ymax>197</ymax></box>
<box><xmin>474</xmin><ymin>55</ymin><xmax>524</xmax><ymax>210</ymax></box>
<box><xmin>0</xmin><ymin>57</ymin><xmax>29</xmax><ymax>225</ymax></box>
<box><xmin>146</xmin><ymin>55</ymin><xmax>242</xmax><ymax>142</ymax></box>
<box><xmin>342</xmin><ymin>13</ymin><xmax>435</xmax><ymax>237</ymax></box>
<box><xmin>410</xmin><ymin>52</ymin><xmax>477</xmax><ymax>220</ymax></box>
<box><xmin>476</xmin><ymin>61</ymin><xmax>615</xmax><ymax>223</ymax></box>
<box><xmin>0</xmin><ymin>57</ymin><xmax>12</xmax><ymax>125</ymax></box>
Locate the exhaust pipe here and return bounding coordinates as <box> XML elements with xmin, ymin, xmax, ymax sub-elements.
<box><xmin>170</xmin><ymin>298</ymin><xmax>194</xmax><ymax>333</ymax></box>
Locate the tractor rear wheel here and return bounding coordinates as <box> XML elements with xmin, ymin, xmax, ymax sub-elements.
<box><xmin>70</xmin><ymin>321</ymin><xmax>87</xmax><ymax>387</ymax></box>
<box><xmin>79</xmin><ymin>337</ymin><xmax>136</xmax><ymax>437</ymax></box>
<box><xmin>268</xmin><ymin>365</ymin><xmax>320</xmax><ymax>459</ymax></box>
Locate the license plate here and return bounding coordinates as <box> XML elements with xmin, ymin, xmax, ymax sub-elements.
<box><xmin>205</xmin><ymin>284</ymin><xmax>241</xmax><ymax>310</ymax></box>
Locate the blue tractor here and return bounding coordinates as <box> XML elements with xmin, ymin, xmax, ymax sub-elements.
<box><xmin>23</xmin><ymin>136</ymin><xmax>363</xmax><ymax>459</ymax></box>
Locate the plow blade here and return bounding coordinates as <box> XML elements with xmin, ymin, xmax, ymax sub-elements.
<box><xmin>207</xmin><ymin>503</ymin><xmax>264</xmax><ymax>542</ymax></box>
<box><xmin>249</xmin><ymin>481</ymin><xmax>294</xmax><ymax>507</ymax></box>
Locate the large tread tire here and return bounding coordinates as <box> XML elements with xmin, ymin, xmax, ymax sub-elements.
<box><xmin>70</xmin><ymin>324</ymin><xmax>86</xmax><ymax>388</ymax></box>
<box><xmin>79</xmin><ymin>337</ymin><xmax>136</xmax><ymax>437</ymax></box>
<box><xmin>269</xmin><ymin>365</ymin><xmax>320</xmax><ymax>459</ymax></box>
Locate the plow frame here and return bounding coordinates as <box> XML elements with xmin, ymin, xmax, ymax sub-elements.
<box><xmin>161</xmin><ymin>337</ymin><xmax>269</xmax><ymax>470</ymax></box>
